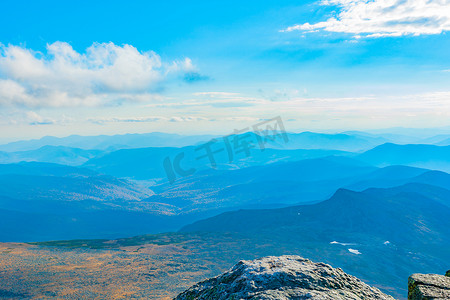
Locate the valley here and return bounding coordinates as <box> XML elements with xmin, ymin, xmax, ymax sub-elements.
<box><xmin>0</xmin><ymin>131</ymin><xmax>449</xmax><ymax>299</ymax></box>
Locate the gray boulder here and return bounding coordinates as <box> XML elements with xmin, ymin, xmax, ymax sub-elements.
<box><xmin>175</xmin><ymin>255</ymin><xmax>395</xmax><ymax>300</ymax></box>
<box><xmin>408</xmin><ymin>273</ymin><xmax>450</xmax><ymax>300</ymax></box>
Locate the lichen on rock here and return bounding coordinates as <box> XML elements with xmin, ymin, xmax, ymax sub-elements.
<box><xmin>174</xmin><ymin>255</ymin><xmax>394</xmax><ymax>300</ymax></box>
<box><xmin>408</xmin><ymin>273</ymin><xmax>450</xmax><ymax>300</ymax></box>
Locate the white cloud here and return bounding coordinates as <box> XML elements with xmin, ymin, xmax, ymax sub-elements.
<box><xmin>169</xmin><ymin>116</ymin><xmax>209</xmax><ymax>122</ymax></box>
<box><xmin>167</xmin><ymin>57</ymin><xmax>196</xmax><ymax>74</ymax></box>
<box><xmin>0</xmin><ymin>42</ymin><xmax>194</xmax><ymax>107</ymax></box>
<box><xmin>0</xmin><ymin>110</ymin><xmax>77</xmax><ymax>126</ymax></box>
<box><xmin>89</xmin><ymin>115</ymin><xmax>210</xmax><ymax>124</ymax></box>
<box><xmin>88</xmin><ymin>116</ymin><xmax>166</xmax><ymax>124</ymax></box>
<box><xmin>25</xmin><ymin>111</ymin><xmax>56</xmax><ymax>125</ymax></box>
<box><xmin>87</xmin><ymin>115</ymin><xmax>263</xmax><ymax>124</ymax></box>
<box><xmin>283</xmin><ymin>0</ymin><xmax>450</xmax><ymax>38</ymax></box>
<box><xmin>192</xmin><ymin>92</ymin><xmax>241</xmax><ymax>97</ymax></box>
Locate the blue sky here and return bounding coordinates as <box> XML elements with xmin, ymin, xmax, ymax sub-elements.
<box><xmin>0</xmin><ymin>0</ymin><xmax>450</xmax><ymax>141</ymax></box>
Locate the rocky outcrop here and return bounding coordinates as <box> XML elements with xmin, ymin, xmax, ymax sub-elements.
<box><xmin>408</xmin><ymin>273</ymin><xmax>450</xmax><ymax>300</ymax></box>
<box><xmin>174</xmin><ymin>255</ymin><xmax>394</xmax><ymax>300</ymax></box>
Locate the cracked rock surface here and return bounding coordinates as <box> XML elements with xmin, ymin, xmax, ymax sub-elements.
<box><xmin>174</xmin><ymin>255</ymin><xmax>395</xmax><ymax>300</ymax></box>
<box><xmin>408</xmin><ymin>273</ymin><xmax>450</xmax><ymax>300</ymax></box>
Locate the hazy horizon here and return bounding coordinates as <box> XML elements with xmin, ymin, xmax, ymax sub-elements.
<box><xmin>1</xmin><ymin>125</ymin><xmax>450</xmax><ymax>145</ymax></box>
<box><xmin>1</xmin><ymin>0</ymin><xmax>450</xmax><ymax>141</ymax></box>
<box><xmin>1</xmin><ymin>2</ymin><xmax>450</xmax><ymax>299</ymax></box>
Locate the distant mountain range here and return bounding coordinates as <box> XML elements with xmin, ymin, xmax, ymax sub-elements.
<box><xmin>0</xmin><ymin>130</ymin><xmax>449</xmax><ymax>298</ymax></box>
<box><xmin>181</xmin><ymin>184</ymin><xmax>450</xmax><ymax>298</ymax></box>
<box><xmin>1</xmin><ymin>132</ymin><xmax>450</xmax><ymax>177</ymax></box>
<box><xmin>1</xmin><ymin>130</ymin><xmax>446</xmax><ymax>153</ymax></box>
<box><xmin>0</xmin><ymin>146</ymin><xmax>102</xmax><ymax>166</ymax></box>
<box><xmin>274</xmin><ymin>131</ymin><xmax>388</xmax><ymax>151</ymax></box>
<box><xmin>83</xmin><ymin>146</ymin><xmax>351</xmax><ymax>180</ymax></box>
<box><xmin>1</xmin><ymin>150</ymin><xmax>450</xmax><ymax>242</ymax></box>
<box><xmin>150</xmin><ymin>157</ymin><xmax>450</xmax><ymax>212</ymax></box>
<box><xmin>436</xmin><ymin>137</ymin><xmax>450</xmax><ymax>146</ymax></box>
<box><xmin>0</xmin><ymin>132</ymin><xmax>217</xmax><ymax>152</ymax></box>
<box><xmin>0</xmin><ymin>162</ymin><xmax>186</xmax><ymax>241</ymax></box>
<box><xmin>0</xmin><ymin>166</ymin><xmax>153</xmax><ymax>204</ymax></box>
<box><xmin>6</xmin><ymin>181</ymin><xmax>447</xmax><ymax>298</ymax></box>
<box><xmin>417</xmin><ymin>134</ymin><xmax>450</xmax><ymax>145</ymax></box>
<box><xmin>357</xmin><ymin>143</ymin><xmax>450</xmax><ymax>172</ymax></box>
<box><xmin>181</xmin><ymin>183</ymin><xmax>450</xmax><ymax>241</ymax></box>
<box><xmin>0</xmin><ymin>132</ymin><xmax>449</xmax><ymax>245</ymax></box>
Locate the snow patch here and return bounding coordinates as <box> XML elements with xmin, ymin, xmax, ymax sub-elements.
<box><xmin>330</xmin><ymin>241</ymin><xmax>354</xmax><ymax>246</ymax></box>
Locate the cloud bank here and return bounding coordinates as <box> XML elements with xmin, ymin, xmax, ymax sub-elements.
<box><xmin>0</xmin><ymin>42</ymin><xmax>195</xmax><ymax>107</ymax></box>
<box><xmin>283</xmin><ymin>0</ymin><xmax>450</xmax><ymax>38</ymax></box>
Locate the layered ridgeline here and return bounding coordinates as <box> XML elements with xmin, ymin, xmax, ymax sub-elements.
<box><xmin>0</xmin><ymin>162</ymin><xmax>187</xmax><ymax>241</ymax></box>
<box><xmin>1</xmin><ymin>132</ymin><xmax>450</xmax><ymax>177</ymax></box>
<box><xmin>82</xmin><ymin>146</ymin><xmax>351</xmax><ymax>180</ymax></box>
<box><xmin>0</xmin><ymin>131</ymin><xmax>448</xmax><ymax>299</ymax></box>
<box><xmin>0</xmin><ymin>132</ymin><xmax>450</xmax><ymax>245</ymax></box>
<box><xmin>0</xmin><ymin>132</ymin><xmax>217</xmax><ymax>152</ymax></box>
<box><xmin>357</xmin><ymin>143</ymin><xmax>450</xmax><ymax>173</ymax></box>
<box><xmin>1</xmin><ymin>148</ymin><xmax>450</xmax><ymax>242</ymax></box>
<box><xmin>181</xmin><ymin>184</ymin><xmax>450</xmax><ymax>298</ymax></box>
<box><xmin>0</xmin><ymin>130</ymin><xmax>447</xmax><ymax>174</ymax></box>
<box><xmin>5</xmin><ymin>183</ymin><xmax>445</xmax><ymax>297</ymax></box>
<box><xmin>175</xmin><ymin>255</ymin><xmax>395</xmax><ymax>300</ymax></box>
<box><xmin>6</xmin><ymin>142</ymin><xmax>446</xmax><ymax>180</ymax></box>
<box><xmin>0</xmin><ymin>131</ymin><xmax>400</xmax><ymax>153</ymax></box>
<box><xmin>0</xmin><ymin>146</ymin><xmax>102</xmax><ymax>166</ymax></box>
<box><xmin>148</xmin><ymin>158</ymin><xmax>450</xmax><ymax>213</ymax></box>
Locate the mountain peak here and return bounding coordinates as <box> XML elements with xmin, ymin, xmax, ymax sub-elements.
<box><xmin>329</xmin><ymin>188</ymin><xmax>363</xmax><ymax>201</ymax></box>
<box><xmin>175</xmin><ymin>255</ymin><xmax>394</xmax><ymax>300</ymax></box>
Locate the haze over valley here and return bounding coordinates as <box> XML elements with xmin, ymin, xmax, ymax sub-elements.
<box><xmin>1</xmin><ymin>0</ymin><xmax>450</xmax><ymax>298</ymax></box>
